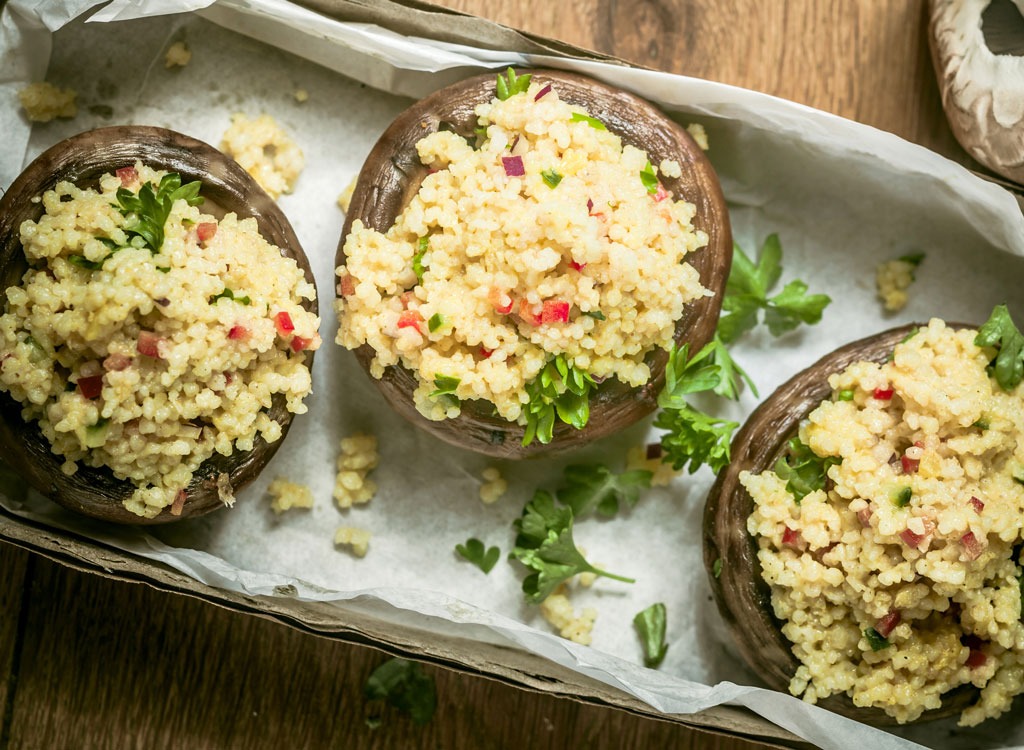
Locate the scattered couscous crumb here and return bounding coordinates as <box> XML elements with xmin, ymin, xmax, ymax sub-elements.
<box><xmin>268</xmin><ymin>477</ymin><xmax>314</xmax><ymax>514</ymax></box>
<box><xmin>164</xmin><ymin>41</ymin><xmax>191</xmax><ymax>68</ymax></box>
<box><xmin>335</xmin><ymin>525</ymin><xmax>371</xmax><ymax>557</ymax></box>
<box><xmin>18</xmin><ymin>82</ymin><xmax>77</xmax><ymax>123</ymax></box>
<box><xmin>220</xmin><ymin>113</ymin><xmax>304</xmax><ymax>200</ymax></box>
<box><xmin>876</xmin><ymin>255</ymin><xmax>923</xmax><ymax>312</ymax></box>
<box><xmin>294</xmin><ymin>88</ymin><xmax>309</xmax><ymax>103</ymax></box>
<box><xmin>626</xmin><ymin>444</ymin><xmax>679</xmax><ymax>487</ymax></box>
<box><xmin>479</xmin><ymin>466</ymin><xmax>508</xmax><ymax>504</ymax></box>
<box><xmin>540</xmin><ymin>586</ymin><xmax>597</xmax><ymax>645</ymax></box>
<box><xmin>686</xmin><ymin>123</ymin><xmax>709</xmax><ymax>151</ymax></box>
<box><xmin>334</xmin><ymin>433</ymin><xmax>379</xmax><ymax>509</ymax></box>
<box><xmin>336</xmin><ymin>176</ymin><xmax>357</xmax><ymax>213</ymax></box>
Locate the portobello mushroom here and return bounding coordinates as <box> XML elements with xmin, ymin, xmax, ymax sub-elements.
<box><xmin>337</xmin><ymin>69</ymin><xmax>732</xmax><ymax>458</ymax></box>
<box><xmin>0</xmin><ymin>126</ymin><xmax>317</xmax><ymax>524</ymax></box>
<box><xmin>704</xmin><ymin>324</ymin><xmax>976</xmax><ymax>723</ymax></box>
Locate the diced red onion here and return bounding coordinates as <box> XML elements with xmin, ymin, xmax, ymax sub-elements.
<box><xmin>137</xmin><ymin>330</ymin><xmax>164</xmax><ymax>359</ymax></box>
<box><xmin>534</xmin><ymin>83</ymin><xmax>552</xmax><ymax>101</ymax></box>
<box><xmin>960</xmin><ymin>531</ymin><xmax>983</xmax><ymax>561</ymax></box>
<box><xmin>876</xmin><ymin>609</ymin><xmax>901</xmax><ymax>638</ymax></box>
<box><xmin>77</xmin><ymin>375</ymin><xmax>103</xmax><ymax>399</ymax></box>
<box><xmin>501</xmin><ymin>155</ymin><xmax>525</xmax><ymax>177</ymax></box>
<box><xmin>646</xmin><ymin>443</ymin><xmax>662</xmax><ymax>460</ymax></box>
<box><xmin>969</xmin><ymin>496</ymin><xmax>985</xmax><ymax>514</ymax></box>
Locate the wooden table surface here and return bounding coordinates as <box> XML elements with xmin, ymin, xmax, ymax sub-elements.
<box><xmin>1</xmin><ymin>1</ymin><xmax>982</xmax><ymax>749</ymax></box>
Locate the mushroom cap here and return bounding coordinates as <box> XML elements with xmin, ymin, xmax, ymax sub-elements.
<box><xmin>337</xmin><ymin>69</ymin><xmax>732</xmax><ymax>459</ymax></box>
<box><xmin>0</xmin><ymin>126</ymin><xmax>317</xmax><ymax>524</ymax></box>
<box><xmin>703</xmin><ymin>323</ymin><xmax>976</xmax><ymax>724</ymax></box>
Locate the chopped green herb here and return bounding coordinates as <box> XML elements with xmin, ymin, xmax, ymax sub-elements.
<box><xmin>84</xmin><ymin>418</ymin><xmax>110</xmax><ymax>449</ymax></box>
<box><xmin>864</xmin><ymin>627</ymin><xmax>890</xmax><ymax>651</ymax></box>
<box><xmin>541</xmin><ymin>169</ymin><xmax>563</xmax><ymax>188</ymax></box>
<box><xmin>522</xmin><ymin>355</ymin><xmax>595</xmax><ymax>446</ymax></box>
<box><xmin>717</xmin><ymin>234</ymin><xmax>831</xmax><ymax>344</ymax></box>
<box><xmin>156</xmin><ymin>266</ymin><xmax>171</xmax><ymax>274</ymax></box>
<box><xmin>455</xmin><ymin>538</ymin><xmax>500</xmax><ymax>573</ymax></box>
<box><xmin>430</xmin><ymin>374</ymin><xmax>460</xmax><ymax>398</ymax></box>
<box><xmin>114</xmin><ymin>172</ymin><xmax>203</xmax><ymax>254</ymax></box>
<box><xmin>633</xmin><ymin>603</ymin><xmax>669</xmax><ymax>668</ymax></box>
<box><xmin>975</xmin><ymin>304</ymin><xmax>1024</xmax><ymax>391</ymax></box>
<box><xmin>582</xmin><ymin>310</ymin><xmax>606</xmax><ymax>321</ymax></box>
<box><xmin>774</xmin><ymin>437</ymin><xmax>839</xmax><ymax>504</ymax></box>
<box><xmin>837</xmin><ymin>389</ymin><xmax>855</xmax><ymax>401</ymax></box>
<box><xmin>209</xmin><ymin>288</ymin><xmax>251</xmax><ymax>305</ymax></box>
<box><xmin>556</xmin><ymin>463</ymin><xmax>652</xmax><ymax>518</ymax></box>
<box><xmin>654</xmin><ymin>405</ymin><xmax>737</xmax><ymax>475</ymax></box>
<box><xmin>570</xmin><ymin>112</ymin><xmax>606</xmax><ymax>130</ymax></box>
<box><xmin>473</xmin><ymin>124</ymin><xmax>489</xmax><ymax>142</ymax></box>
<box><xmin>973</xmin><ymin>417</ymin><xmax>990</xmax><ymax>430</ymax></box>
<box><xmin>364</xmin><ymin>658</ymin><xmax>437</xmax><ymax>726</ymax></box>
<box><xmin>639</xmin><ymin>161</ymin><xmax>659</xmax><ymax>195</ymax></box>
<box><xmin>68</xmin><ymin>254</ymin><xmax>104</xmax><ymax>271</ymax></box>
<box><xmin>428</xmin><ymin>313</ymin><xmax>446</xmax><ymax>333</ymax></box>
<box><xmin>898</xmin><ymin>252</ymin><xmax>925</xmax><ymax>267</ymax></box>
<box><xmin>892</xmin><ymin>485</ymin><xmax>913</xmax><ymax>507</ymax></box>
<box><xmin>511</xmin><ymin>490</ymin><xmax>634</xmax><ymax>603</ymax></box>
<box><xmin>712</xmin><ymin>558</ymin><xmax>723</xmax><ymax>578</ymax></box>
<box><xmin>496</xmin><ymin>67</ymin><xmax>531</xmax><ymax>100</ymax></box>
<box><xmin>659</xmin><ymin>337</ymin><xmax>756</xmax><ymax>408</ymax></box>
<box><xmin>413</xmin><ymin>236</ymin><xmax>429</xmax><ymax>283</ymax></box>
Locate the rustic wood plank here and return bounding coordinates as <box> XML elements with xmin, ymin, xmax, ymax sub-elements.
<box><xmin>0</xmin><ymin>543</ymin><xmax>30</xmax><ymax>743</ymax></box>
<box><xmin>5</xmin><ymin>554</ymin><xmax>764</xmax><ymax>749</ymax></box>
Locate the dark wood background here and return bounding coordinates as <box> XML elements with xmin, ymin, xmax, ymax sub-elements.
<box><xmin>1</xmin><ymin>1</ymin><xmax>983</xmax><ymax>748</ymax></box>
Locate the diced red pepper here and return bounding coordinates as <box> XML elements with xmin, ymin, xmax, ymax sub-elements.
<box><xmin>478</xmin><ymin>347</ymin><xmax>493</xmax><ymax>359</ymax></box>
<box><xmin>782</xmin><ymin>526</ymin><xmax>805</xmax><ymax>550</ymax></box>
<box><xmin>290</xmin><ymin>336</ymin><xmax>311</xmax><ymax>353</ymax></box>
<box><xmin>488</xmin><ymin>287</ymin><xmax>513</xmax><ymax>315</ymax></box>
<box><xmin>970</xmin><ymin>496</ymin><xmax>985</xmax><ymax>514</ymax></box>
<box><xmin>397</xmin><ymin>310</ymin><xmax>424</xmax><ymax>333</ymax></box>
<box><xmin>518</xmin><ymin>299</ymin><xmax>543</xmax><ymax>326</ymax></box>
<box><xmin>534</xmin><ymin>83</ymin><xmax>552</xmax><ymax>101</ymax></box>
<box><xmin>116</xmin><ymin>166</ymin><xmax>137</xmax><ymax>186</ymax></box>
<box><xmin>653</xmin><ymin>182</ymin><xmax>670</xmax><ymax>202</ymax></box>
<box><xmin>338</xmin><ymin>274</ymin><xmax>356</xmax><ymax>297</ymax></box>
<box><xmin>196</xmin><ymin>222</ymin><xmax>217</xmax><ymax>243</ymax></box>
<box><xmin>966</xmin><ymin>648</ymin><xmax>988</xmax><ymax>669</ymax></box>
<box><xmin>873</xmin><ymin>387</ymin><xmax>894</xmax><ymax>400</ymax></box>
<box><xmin>170</xmin><ymin>489</ymin><xmax>187</xmax><ymax>517</ymax></box>
<box><xmin>857</xmin><ymin>507</ymin><xmax>873</xmax><ymax>527</ymax></box>
<box><xmin>569</xmin><ymin>260</ymin><xmax>586</xmax><ymax>271</ymax></box>
<box><xmin>274</xmin><ymin>311</ymin><xmax>295</xmax><ymax>336</ymax></box>
<box><xmin>77</xmin><ymin>375</ymin><xmax>103</xmax><ymax>399</ymax></box>
<box><xmin>541</xmin><ymin>299</ymin><xmax>570</xmax><ymax>324</ymax></box>
<box><xmin>228</xmin><ymin>325</ymin><xmax>249</xmax><ymax>341</ymax></box>
<box><xmin>876</xmin><ymin>609</ymin><xmax>901</xmax><ymax>638</ymax></box>
<box><xmin>501</xmin><ymin>155</ymin><xmax>525</xmax><ymax>177</ymax></box>
<box><xmin>960</xmin><ymin>531</ymin><xmax>983</xmax><ymax>561</ymax></box>
<box><xmin>900</xmin><ymin>454</ymin><xmax>920</xmax><ymax>474</ymax></box>
<box><xmin>103</xmin><ymin>353</ymin><xmax>131</xmax><ymax>372</ymax></box>
<box><xmin>137</xmin><ymin>330</ymin><xmax>164</xmax><ymax>359</ymax></box>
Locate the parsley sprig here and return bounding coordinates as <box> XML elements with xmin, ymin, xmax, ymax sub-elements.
<box><xmin>633</xmin><ymin>603</ymin><xmax>669</xmax><ymax>668</ymax></box>
<box><xmin>511</xmin><ymin>490</ymin><xmax>634</xmax><ymax>603</ymax></box>
<box><xmin>455</xmin><ymin>538</ymin><xmax>500</xmax><ymax>574</ymax></box>
<box><xmin>556</xmin><ymin>463</ymin><xmax>652</xmax><ymax>518</ymax></box>
<box><xmin>496</xmin><ymin>67</ymin><xmax>531</xmax><ymax>100</ymax></box>
<box><xmin>773</xmin><ymin>436</ymin><xmax>838</xmax><ymax>503</ymax></box>
<box><xmin>522</xmin><ymin>355</ymin><xmax>595</xmax><ymax>446</ymax></box>
<box><xmin>976</xmin><ymin>304</ymin><xmax>1024</xmax><ymax>391</ymax></box>
<box><xmin>114</xmin><ymin>172</ymin><xmax>203</xmax><ymax>253</ymax></box>
<box><xmin>718</xmin><ymin>234</ymin><xmax>831</xmax><ymax>344</ymax></box>
<box><xmin>655</xmin><ymin>406</ymin><xmax>737</xmax><ymax>474</ymax></box>
<box><xmin>364</xmin><ymin>658</ymin><xmax>437</xmax><ymax>726</ymax></box>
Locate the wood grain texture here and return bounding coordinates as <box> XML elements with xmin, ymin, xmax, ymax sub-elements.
<box><xmin>2</xmin><ymin>1</ymin><xmax>977</xmax><ymax>749</ymax></box>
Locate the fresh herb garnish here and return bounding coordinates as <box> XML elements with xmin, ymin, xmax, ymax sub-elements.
<box><xmin>570</xmin><ymin>112</ymin><xmax>607</xmax><ymax>130</ymax></box>
<box><xmin>511</xmin><ymin>490</ymin><xmax>634</xmax><ymax>603</ymax></box>
<box><xmin>430</xmin><ymin>374</ymin><xmax>460</xmax><ymax>398</ymax></box>
<box><xmin>428</xmin><ymin>313</ymin><xmax>445</xmax><ymax>333</ymax></box>
<box><xmin>773</xmin><ymin>437</ymin><xmax>838</xmax><ymax>504</ymax></box>
<box><xmin>837</xmin><ymin>389</ymin><xmax>855</xmax><ymax>401</ymax></box>
<box><xmin>892</xmin><ymin>485</ymin><xmax>912</xmax><ymax>507</ymax></box>
<box><xmin>413</xmin><ymin>236</ymin><xmax>429</xmax><ymax>283</ymax></box>
<box><xmin>364</xmin><ymin>658</ymin><xmax>437</xmax><ymax>726</ymax></box>
<box><xmin>864</xmin><ymin>627</ymin><xmax>890</xmax><ymax>651</ymax></box>
<box><xmin>114</xmin><ymin>172</ymin><xmax>203</xmax><ymax>253</ymax></box>
<box><xmin>975</xmin><ymin>304</ymin><xmax>1024</xmax><ymax>391</ymax></box>
<box><xmin>899</xmin><ymin>252</ymin><xmax>925</xmax><ymax>267</ymax></box>
<box><xmin>541</xmin><ymin>169</ymin><xmax>563</xmax><ymax>188</ymax></box>
<box><xmin>659</xmin><ymin>336</ymin><xmax>757</xmax><ymax>407</ymax></box>
<box><xmin>556</xmin><ymin>463</ymin><xmax>652</xmax><ymax>518</ymax></box>
<box><xmin>68</xmin><ymin>254</ymin><xmax>104</xmax><ymax>271</ymax></box>
<box><xmin>582</xmin><ymin>310</ymin><xmax>605</xmax><ymax>321</ymax></box>
<box><xmin>717</xmin><ymin>234</ymin><xmax>831</xmax><ymax>344</ymax></box>
<box><xmin>522</xmin><ymin>355</ymin><xmax>595</xmax><ymax>446</ymax></box>
<box><xmin>633</xmin><ymin>603</ymin><xmax>669</xmax><ymax>668</ymax></box>
<box><xmin>496</xmin><ymin>67</ymin><xmax>531</xmax><ymax>100</ymax></box>
<box><xmin>639</xmin><ymin>161</ymin><xmax>658</xmax><ymax>195</ymax></box>
<box><xmin>973</xmin><ymin>417</ymin><xmax>990</xmax><ymax>430</ymax></box>
<box><xmin>455</xmin><ymin>538</ymin><xmax>500</xmax><ymax>573</ymax></box>
<box><xmin>209</xmin><ymin>288</ymin><xmax>251</xmax><ymax>305</ymax></box>
<box><xmin>712</xmin><ymin>558</ymin><xmax>723</xmax><ymax>578</ymax></box>
<box><xmin>654</xmin><ymin>405</ymin><xmax>737</xmax><ymax>474</ymax></box>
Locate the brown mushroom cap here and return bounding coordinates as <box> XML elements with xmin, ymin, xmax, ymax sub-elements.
<box><xmin>0</xmin><ymin>126</ymin><xmax>317</xmax><ymax>524</ymax></box>
<box><xmin>704</xmin><ymin>323</ymin><xmax>977</xmax><ymax>724</ymax></box>
<box><xmin>337</xmin><ymin>69</ymin><xmax>731</xmax><ymax>459</ymax></box>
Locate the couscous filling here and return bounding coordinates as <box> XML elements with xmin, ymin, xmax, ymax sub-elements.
<box><xmin>335</xmin><ymin>72</ymin><xmax>709</xmax><ymax>444</ymax></box>
<box><xmin>743</xmin><ymin>315</ymin><xmax>1024</xmax><ymax>725</ymax></box>
<box><xmin>0</xmin><ymin>163</ymin><xmax>320</xmax><ymax>518</ymax></box>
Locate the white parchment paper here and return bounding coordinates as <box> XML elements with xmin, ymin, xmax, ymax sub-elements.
<box><xmin>4</xmin><ymin>2</ymin><xmax>1024</xmax><ymax>748</ymax></box>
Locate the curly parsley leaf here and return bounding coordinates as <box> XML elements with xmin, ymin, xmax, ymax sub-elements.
<box><xmin>522</xmin><ymin>355</ymin><xmax>595</xmax><ymax>446</ymax></box>
<box><xmin>976</xmin><ymin>304</ymin><xmax>1024</xmax><ymax>391</ymax></box>
<box><xmin>773</xmin><ymin>436</ymin><xmax>838</xmax><ymax>503</ymax></box>
<box><xmin>718</xmin><ymin>234</ymin><xmax>831</xmax><ymax>344</ymax></box>
<box><xmin>633</xmin><ymin>603</ymin><xmax>669</xmax><ymax>668</ymax></box>
<box><xmin>455</xmin><ymin>538</ymin><xmax>500</xmax><ymax>574</ymax></box>
<box><xmin>654</xmin><ymin>405</ymin><xmax>737</xmax><ymax>475</ymax></box>
<box><xmin>496</xmin><ymin>67</ymin><xmax>531</xmax><ymax>100</ymax></box>
<box><xmin>114</xmin><ymin>172</ymin><xmax>203</xmax><ymax>253</ymax></box>
<box><xmin>364</xmin><ymin>658</ymin><xmax>437</xmax><ymax>726</ymax></box>
<box><xmin>556</xmin><ymin>463</ymin><xmax>652</xmax><ymax>519</ymax></box>
<box><xmin>512</xmin><ymin>490</ymin><xmax>634</xmax><ymax>603</ymax></box>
